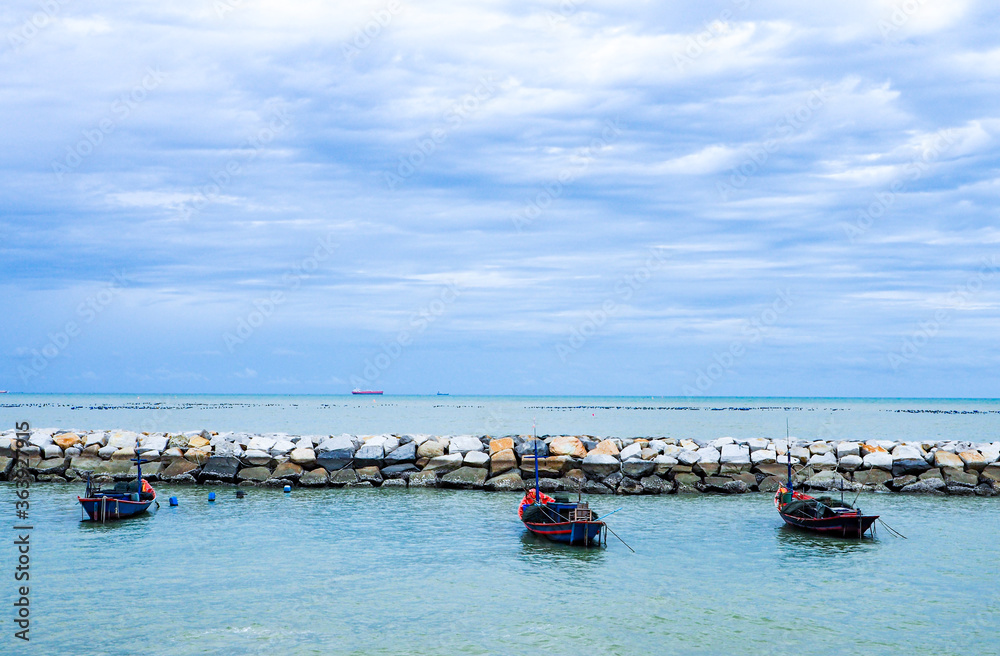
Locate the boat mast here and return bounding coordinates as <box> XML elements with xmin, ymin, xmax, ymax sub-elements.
<box><xmin>533</xmin><ymin>418</ymin><xmax>540</xmax><ymax>504</ymax></box>
<box><xmin>785</xmin><ymin>418</ymin><xmax>793</xmax><ymax>494</ymax></box>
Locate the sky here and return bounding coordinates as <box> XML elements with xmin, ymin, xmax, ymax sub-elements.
<box><xmin>1</xmin><ymin>0</ymin><xmax>999</xmax><ymax>397</ymax></box>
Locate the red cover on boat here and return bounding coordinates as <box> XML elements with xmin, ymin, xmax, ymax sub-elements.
<box><xmin>518</xmin><ymin>490</ymin><xmax>555</xmax><ymax>519</ymax></box>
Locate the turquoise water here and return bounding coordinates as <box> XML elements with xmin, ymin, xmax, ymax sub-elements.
<box><xmin>3</xmin><ymin>394</ymin><xmax>1000</xmax><ymax>441</ymax></box>
<box><xmin>1</xmin><ymin>484</ymin><xmax>996</xmax><ymax>655</ymax></box>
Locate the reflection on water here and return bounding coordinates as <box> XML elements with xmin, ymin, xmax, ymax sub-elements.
<box><xmin>518</xmin><ymin>531</ymin><xmax>608</xmax><ymax>563</ymax></box>
<box><xmin>774</xmin><ymin>524</ymin><xmax>880</xmax><ymax>561</ymax></box>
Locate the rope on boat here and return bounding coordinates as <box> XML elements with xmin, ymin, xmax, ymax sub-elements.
<box><xmin>877</xmin><ymin>518</ymin><xmax>907</xmax><ymax>539</ymax></box>
<box><xmin>605</xmin><ymin>525</ymin><xmax>635</xmax><ymax>553</ymax></box>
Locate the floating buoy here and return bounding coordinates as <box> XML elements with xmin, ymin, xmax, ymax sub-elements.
<box><xmin>283</xmin><ymin>485</ymin><xmax>291</xmax><ymax>493</ymax></box>
<box><xmin>208</xmin><ymin>492</ymin><xmax>216</xmax><ymax>502</ymax></box>
<box><xmin>169</xmin><ymin>496</ymin><xmax>178</xmax><ymax>506</ymax></box>
<box><xmin>236</xmin><ymin>490</ymin><xmax>245</xmax><ymax>498</ymax></box>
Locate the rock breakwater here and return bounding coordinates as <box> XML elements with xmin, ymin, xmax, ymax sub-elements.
<box><xmin>3</xmin><ymin>429</ymin><xmax>999</xmax><ymax>496</ymax></box>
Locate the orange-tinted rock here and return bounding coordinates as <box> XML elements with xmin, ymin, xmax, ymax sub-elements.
<box><xmin>590</xmin><ymin>439</ymin><xmax>620</xmax><ymax>456</ymax></box>
<box><xmin>188</xmin><ymin>436</ymin><xmax>211</xmax><ymax>449</ymax></box>
<box><xmin>54</xmin><ymin>433</ymin><xmax>81</xmax><ymax>449</ymax></box>
<box><xmin>185</xmin><ymin>448</ymin><xmax>211</xmax><ymax>465</ymax></box>
<box><xmin>549</xmin><ymin>436</ymin><xmax>587</xmax><ymax>458</ymax></box>
<box><xmin>489</xmin><ymin>437</ymin><xmax>514</xmax><ymax>455</ymax></box>
<box><xmin>490</xmin><ymin>448</ymin><xmax>517</xmax><ymax>476</ymax></box>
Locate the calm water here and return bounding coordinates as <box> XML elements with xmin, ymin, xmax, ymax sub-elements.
<box><xmin>1</xmin><ymin>484</ymin><xmax>996</xmax><ymax>655</ymax></box>
<box><xmin>3</xmin><ymin>394</ymin><xmax>1000</xmax><ymax>441</ymax></box>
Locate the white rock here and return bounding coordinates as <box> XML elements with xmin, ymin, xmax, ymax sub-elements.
<box><xmin>679</xmin><ymin>439</ymin><xmax>699</xmax><ymax>451</ymax></box>
<box><xmin>43</xmin><ymin>444</ymin><xmax>64</xmax><ymax>459</ymax></box>
<box><xmin>289</xmin><ymin>448</ymin><xmax>316</xmax><ymax>465</ymax></box>
<box><xmin>697</xmin><ymin>447</ymin><xmax>721</xmax><ymax>463</ymax></box>
<box><xmin>978</xmin><ymin>443</ymin><xmax>1000</xmax><ymax>463</ymax></box>
<box><xmin>836</xmin><ymin>442</ymin><xmax>860</xmax><ymax>458</ymax></box>
<box><xmin>85</xmin><ymin>432</ymin><xmax>108</xmax><ymax>447</ymax></box>
<box><xmin>463</xmin><ymin>451</ymin><xmax>490</xmax><ymax>468</ymax></box>
<box><xmin>449</xmin><ymin>435</ymin><xmax>485</xmax><ymax>454</ymax></box>
<box><xmin>653</xmin><ymin>454</ymin><xmax>678</xmax><ymax>466</ymax></box>
<box><xmin>270</xmin><ymin>440</ymin><xmax>296</xmax><ymax>455</ymax></box>
<box><xmin>295</xmin><ymin>435</ymin><xmax>317</xmax><ymax>447</ymax></box>
<box><xmin>248</xmin><ymin>436</ymin><xmax>277</xmax><ymax>452</ymax></box>
<box><xmin>808</xmin><ymin>452</ymin><xmax>838</xmax><ymax>469</ymax></box>
<box><xmin>776</xmin><ymin>454</ymin><xmax>794</xmax><ymax>465</ymax></box>
<box><xmin>838</xmin><ymin>454</ymin><xmax>863</xmax><ymax>471</ymax></box>
<box><xmin>647</xmin><ymin>440</ymin><xmax>667</xmax><ymax>454</ymax></box>
<box><xmin>316</xmin><ymin>435</ymin><xmax>356</xmax><ymax>453</ymax></box>
<box><xmin>243</xmin><ymin>449</ymin><xmax>272</xmax><ymax>466</ymax></box>
<box><xmin>382</xmin><ymin>437</ymin><xmax>400</xmax><ymax>454</ymax></box>
<box><xmin>751</xmin><ymin>449</ymin><xmax>777</xmax><ymax>465</ymax></box>
<box><xmin>213</xmin><ymin>442</ymin><xmax>238</xmax><ymax>457</ymax></box>
<box><xmin>711</xmin><ymin>436</ymin><xmax>735</xmax><ymax>449</ymax></box>
<box><xmin>789</xmin><ymin>446</ymin><xmax>810</xmax><ymax>463</ymax></box>
<box><xmin>140</xmin><ymin>435</ymin><xmax>169</xmax><ymax>452</ymax></box>
<box><xmin>808</xmin><ymin>441</ymin><xmax>832</xmax><ymax>455</ymax></box>
<box><xmin>408</xmin><ymin>434</ymin><xmax>433</xmax><ymax>446</ymax></box>
<box><xmin>677</xmin><ymin>450</ymin><xmax>699</xmax><ymax>466</ymax></box>
<box><xmin>892</xmin><ymin>444</ymin><xmax>923</xmax><ymax>461</ymax></box>
<box><xmin>363</xmin><ymin>435</ymin><xmax>389</xmax><ymax>448</ymax></box>
<box><xmin>98</xmin><ymin>445</ymin><xmax>117</xmax><ymax>459</ymax></box>
<box><xmin>619</xmin><ymin>442</ymin><xmax>643</xmax><ymax>460</ymax></box>
<box><xmin>720</xmin><ymin>444</ymin><xmax>750</xmax><ymax>465</ymax></box>
<box><xmin>869</xmin><ymin>440</ymin><xmax>896</xmax><ymax>450</ymax></box>
<box><xmin>747</xmin><ymin>438</ymin><xmax>771</xmax><ymax>452</ymax></box>
<box><xmin>423</xmin><ymin>453</ymin><xmax>464</xmax><ymax>472</ymax></box>
<box><xmin>862</xmin><ymin>451</ymin><xmax>893</xmax><ymax>470</ymax></box>
<box><xmin>662</xmin><ymin>445</ymin><xmax>683</xmax><ymax>457</ymax></box>
<box><xmin>29</xmin><ymin>429</ymin><xmax>55</xmax><ymax>448</ymax></box>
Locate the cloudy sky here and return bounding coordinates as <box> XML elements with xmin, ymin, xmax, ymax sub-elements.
<box><xmin>1</xmin><ymin>0</ymin><xmax>999</xmax><ymax>396</ymax></box>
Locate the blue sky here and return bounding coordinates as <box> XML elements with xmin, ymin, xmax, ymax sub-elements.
<box><xmin>1</xmin><ymin>0</ymin><xmax>999</xmax><ymax>396</ymax></box>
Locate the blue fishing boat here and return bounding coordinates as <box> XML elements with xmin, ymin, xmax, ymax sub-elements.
<box><xmin>78</xmin><ymin>456</ymin><xmax>157</xmax><ymax>522</ymax></box>
<box><xmin>517</xmin><ymin>432</ymin><xmax>605</xmax><ymax>546</ymax></box>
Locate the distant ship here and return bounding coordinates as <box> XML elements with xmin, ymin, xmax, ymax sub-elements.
<box><xmin>0</xmin><ymin>390</ymin><xmax>7</xmax><ymax>393</ymax></box>
<box><xmin>436</xmin><ymin>392</ymin><xmax>449</xmax><ymax>395</ymax></box>
<box><xmin>352</xmin><ymin>389</ymin><xmax>383</xmax><ymax>395</ymax></box>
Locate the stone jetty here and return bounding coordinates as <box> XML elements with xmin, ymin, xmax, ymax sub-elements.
<box><xmin>2</xmin><ymin>429</ymin><xmax>999</xmax><ymax>496</ymax></box>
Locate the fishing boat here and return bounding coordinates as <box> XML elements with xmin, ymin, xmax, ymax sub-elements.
<box><xmin>352</xmin><ymin>389</ymin><xmax>383</xmax><ymax>395</ymax></box>
<box><xmin>518</xmin><ymin>435</ymin><xmax>605</xmax><ymax>546</ymax></box>
<box><xmin>773</xmin><ymin>423</ymin><xmax>877</xmax><ymax>538</ymax></box>
<box><xmin>78</xmin><ymin>456</ymin><xmax>157</xmax><ymax>522</ymax></box>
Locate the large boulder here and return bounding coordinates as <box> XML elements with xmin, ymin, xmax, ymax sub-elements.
<box><xmin>751</xmin><ymin>449</ymin><xmax>777</xmax><ymax>465</ymax></box>
<box><xmin>160</xmin><ymin>459</ymin><xmax>199</xmax><ymax>480</ymax></box>
<box><xmin>299</xmin><ymin>468</ymin><xmax>329</xmax><ymax>486</ymax></box>
<box><xmin>720</xmin><ymin>444</ymin><xmax>750</xmax><ymax>474</ymax></box>
<box><xmin>807</xmin><ymin>452</ymin><xmax>838</xmax><ymax>471</ymax></box>
<box><xmin>237</xmin><ymin>466</ymin><xmax>271</xmax><ymax>482</ymax></box>
<box><xmin>892</xmin><ymin>444</ymin><xmax>924</xmax><ymax>461</ymax></box>
<box><xmin>489</xmin><ymin>438</ymin><xmax>514</xmax><ymax>455</ymax></box>
<box><xmin>353</xmin><ymin>444</ymin><xmax>384</xmax><ymax>468</ymax></box>
<box><xmin>381</xmin><ymin>463</ymin><xmax>419</xmax><ymax>479</ymax></box>
<box><xmin>581</xmin><ymin>453</ymin><xmax>620</xmax><ymax>478</ymax></box>
<box><xmin>484</xmin><ymin>471</ymin><xmax>523</xmax><ymax>492</ymax></box>
<box><xmin>464</xmin><ymin>451</ymin><xmax>490</xmax><ymax>468</ymax></box>
<box><xmin>622</xmin><ymin>459</ymin><xmax>656</xmax><ymax>478</ymax></box>
<box><xmin>516</xmin><ymin>440</ymin><xmax>548</xmax><ymax>458</ymax></box>
<box><xmin>900</xmin><ymin>478</ymin><xmax>946</xmax><ymax>494</ymax></box>
<box><xmin>440</xmin><ymin>466</ymin><xmax>487</xmax><ymax>489</ymax></box>
<box><xmin>53</xmin><ymin>433</ymin><xmax>82</xmax><ymax>450</ymax></box>
<box><xmin>934</xmin><ymin>450</ymin><xmax>964</xmax><ymax>469</ymax></box>
<box><xmin>836</xmin><ymin>442</ymin><xmax>860</xmax><ymax>458</ymax></box>
<box><xmin>271</xmin><ymin>462</ymin><xmax>303</xmax><ymax>480</ymax></box>
<box><xmin>549</xmin><ymin>436</ymin><xmax>587</xmax><ymax>458</ymax></box>
<box><xmin>838</xmin><ymin>455</ymin><xmax>863</xmax><ymax>471</ymax></box>
<box><xmin>805</xmin><ymin>470</ymin><xmax>847</xmax><ymax>491</ymax></box>
<box><xmin>423</xmin><ymin>454</ymin><xmax>464</xmax><ymax>474</ymax></box>
<box><xmin>520</xmin><ymin>456</ymin><xmax>571</xmax><ymax>477</ymax></box>
<box><xmin>199</xmin><ymin>456</ymin><xmax>240</xmax><ymax>482</ymax></box>
<box><xmin>862</xmin><ymin>451</ymin><xmax>893</xmax><ymax>470</ymax></box>
<box><xmin>639</xmin><ymin>475</ymin><xmax>673</xmax><ymax>494</ymax></box>
<box><xmin>747</xmin><ymin>438</ymin><xmax>771</xmax><ymax>452</ymax></box>
<box><xmin>892</xmin><ymin>458</ymin><xmax>932</xmax><ymax>477</ymax></box>
<box><xmin>653</xmin><ymin>455</ymin><xmax>678</xmax><ymax>476</ymax></box>
<box><xmin>407</xmin><ymin>470</ymin><xmax>439</xmax><ymax>488</ymax></box>
<box><xmin>959</xmin><ymin>450</ymin><xmax>988</xmax><ymax>471</ymax></box>
<box><xmin>619</xmin><ymin>442</ymin><xmax>643</xmax><ymax>461</ymax></box>
<box><xmin>241</xmin><ymin>449</ymin><xmax>273</xmax><ymax>467</ymax></box>
<box><xmin>384</xmin><ymin>442</ymin><xmax>417</xmax><ymax>465</ymax></box>
<box><xmin>289</xmin><ymin>448</ymin><xmax>317</xmax><ymax>467</ymax></box>
<box><xmin>448</xmin><ymin>435</ymin><xmax>485</xmax><ymax>454</ymax></box>
<box><xmin>417</xmin><ymin>440</ymin><xmax>446</xmax><ymax>459</ymax></box>
<box><xmin>590</xmin><ymin>439</ymin><xmax>620</xmax><ymax>456</ymax></box>
<box><xmin>490</xmin><ymin>449</ymin><xmax>518</xmax><ymax>476</ymax></box>
<box><xmin>356</xmin><ymin>466</ymin><xmax>383</xmax><ymax>485</ymax></box>
<box><xmin>316</xmin><ymin>435</ymin><xmax>356</xmax><ymax>454</ymax></box>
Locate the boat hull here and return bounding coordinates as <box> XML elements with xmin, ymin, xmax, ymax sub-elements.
<box><xmin>775</xmin><ymin>486</ymin><xmax>877</xmax><ymax>538</ymax></box>
<box><xmin>78</xmin><ymin>494</ymin><xmax>155</xmax><ymax>521</ymax></box>
<box><xmin>523</xmin><ymin>520</ymin><xmax>605</xmax><ymax>545</ymax></box>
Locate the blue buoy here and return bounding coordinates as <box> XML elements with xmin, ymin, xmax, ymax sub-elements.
<box><xmin>169</xmin><ymin>496</ymin><xmax>178</xmax><ymax>506</ymax></box>
<box><xmin>208</xmin><ymin>492</ymin><xmax>216</xmax><ymax>502</ymax></box>
<box><xmin>283</xmin><ymin>485</ymin><xmax>291</xmax><ymax>493</ymax></box>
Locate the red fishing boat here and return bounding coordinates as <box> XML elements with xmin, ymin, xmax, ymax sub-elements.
<box><xmin>774</xmin><ymin>485</ymin><xmax>878</xmax><ymax>538</ymax></box>
<box><xmin>78</xmin><ymin>456</ymin><xmax>158</xmax><ymax>522</ymax></box>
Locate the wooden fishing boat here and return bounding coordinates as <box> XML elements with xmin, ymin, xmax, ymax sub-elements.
<box><xmin>518</xmin><ymin>489</ymin><xmax>606</xmax><ymax>545</ymax></box>
<box><xmin>78</xmin><ymin>457</ymin><xmax>157</xmax><ymax>521</ymax></box>
<box><xmin>518</xmin><ymin>431</ymin><xmax>605</xmax><ymax>546</ymax></box>
<box><xmin>774</xmin><ymin>485</ymin><xmax>878</xmax><ymax>538</ymax></box>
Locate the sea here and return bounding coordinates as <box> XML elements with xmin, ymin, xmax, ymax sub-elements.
<box><xmin>1</xmin><ymin>395</ymin><xmax>998</xmax><ymax>655</ymax></box>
